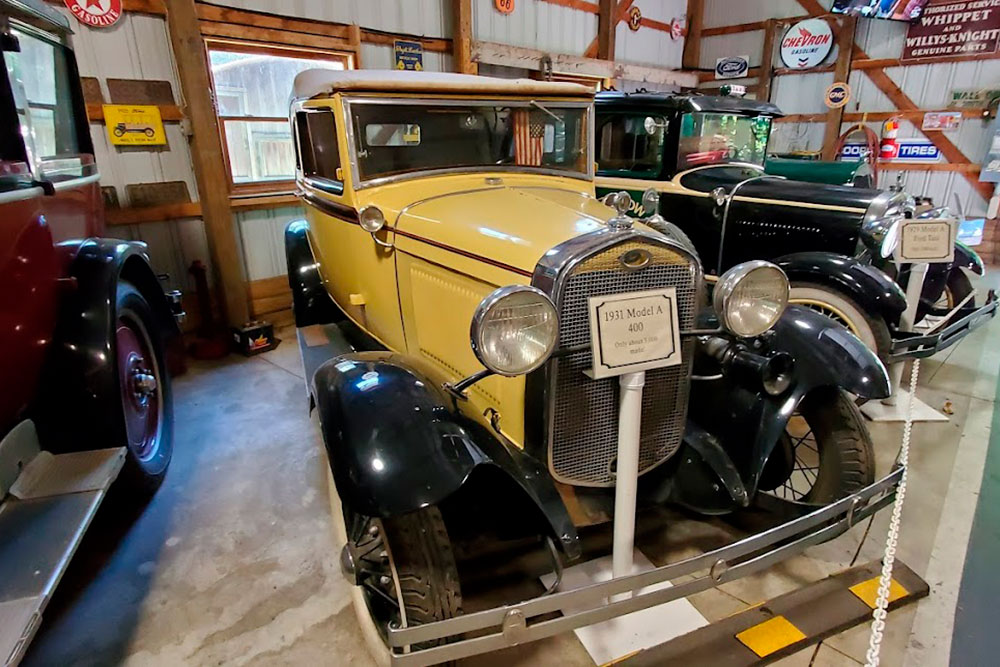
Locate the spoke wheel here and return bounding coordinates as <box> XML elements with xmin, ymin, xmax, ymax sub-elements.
<box><xmin>770</xmin><ymin>413</ymin><xmax>821</xmax><ymax>502</ymax></box>
<box><xmin>789</xmin><ymin>282</ymin><xmax>891</xmax><ymax>364</ymax></box>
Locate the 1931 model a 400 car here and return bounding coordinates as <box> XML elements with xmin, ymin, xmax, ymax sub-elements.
<box><xmin>285</xmin><ymin>71</ymin><xmax>902</xmax><ymax>665</ymax></box>
<box><xmin>594</xmin><ymin>91</ymin><xmax>997</xmax><ymax>363</ymax></box>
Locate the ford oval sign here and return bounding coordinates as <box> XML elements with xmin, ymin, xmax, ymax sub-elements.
<box><xmin>780</xmin><ymin>18</ymin><xmax>833</xmax><ymax>70</ymax></box>
<box><xmin>824</xmin><ymin>82</ymin><xmax>851</xmax><ymax>109</ymax></box>
<box><xmin>715</xmin><ymin>55</ymin><xmax>750</xmax><ymax>80</ymax></box>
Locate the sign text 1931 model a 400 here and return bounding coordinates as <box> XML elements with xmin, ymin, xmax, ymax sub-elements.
<box><xmin>286</xmin><ymin>71</ymin><xmax>904</xmax><ymax>665</ymax></box>
<box><xmin>594</xmin><ymin>91</ymin><xmax>997</xmax><ymax>364</ymax></box>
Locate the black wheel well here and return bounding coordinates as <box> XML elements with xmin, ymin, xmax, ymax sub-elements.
<box><xmin>119</xmin><ymin>254</ymin><xmax>177</xmax><ymax>337</ymax></box>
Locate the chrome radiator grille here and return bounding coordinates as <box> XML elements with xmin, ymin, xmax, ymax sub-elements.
<box><xmin>548</xmin><ymin>240</ymin><xmax>698</xmax><ymax>487</ymax></box>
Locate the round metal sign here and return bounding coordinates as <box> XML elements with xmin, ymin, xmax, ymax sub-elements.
<box><xmin>627</xmin><ymin>5</ymin><xmax>642</xmax><ymax>31</ymax></box>
<box><xmin>824</xmin><ymin>82</ymin><xmax>851</xmax><ymax>109</ymax></box>
<box><xmin>63</xmin><ymin>0</ymin><xmax>123</xmax><ymax>28</ymax></box>
<box><xmin>780</xmin><ymin>18</ymin><xmax>833</xmax><ymax>70</ymax></box>
<box><xmin>671</xmin><ymin>17</ymin><xmax>686</xmax><ymax>40</ymax></box>
<box><xmin>494</xmin><ymin>0</ymin><xmax>514</xmax><ymax>15</ymax></box>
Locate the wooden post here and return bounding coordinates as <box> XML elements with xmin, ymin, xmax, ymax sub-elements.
<box><xmin>822</xmin><ymin>15</ymin><xmax>856</xmax><ymax>160</ymax></box>
<box><xmin>757</xmin><ymin>19</ymin><xmax>777</xmax><ymax>102</ymax></box>
<box><xmin>682</xmin><ymin>0</ymin><xmax>704</xmax><ymax>70</ymax></box>
<box><xmin>452</xmin><ymin>0</ymin><xmax>476</xmax><ymax>74</ymax></box>
<box><xmin>348</xmin><ymin>23</ymin><xmax>363</xmax><ymax>68</ymax></box>
<box><xmin>598</xmin><ymin>0</ymin><xmax>616</xmax><ymax>60</ymax></box>
<box><xmin>164</xmin><ymin>0</ymin><xmax>248</xmax><ymax>328</ymax></box>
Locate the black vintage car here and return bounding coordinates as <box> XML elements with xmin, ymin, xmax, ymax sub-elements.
<box><xmin>595</xmin><ymin>91</ymin><xmax>997</xmax><ymax>362</ymax></box>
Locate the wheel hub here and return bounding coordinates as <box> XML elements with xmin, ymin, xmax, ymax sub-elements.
<box><xmin>131</xmin><ymin>365</ymin><xmax>157</xmax><ymax>405</ymax></box>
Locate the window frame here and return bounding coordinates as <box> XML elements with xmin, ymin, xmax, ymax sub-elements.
<box><xmin>596</xmin><ymin>111</ymin><xmax>669</xmax><ymax>179</ymax></box>
<box><xmin>204</xmin><ymin>38</ymin><xmax>353</xmax><ymax>196</ymax></box>
<box><xmin>293</xmin><ymin>106</ymin><xmax>344</xmax><ymax>196</ymax></box>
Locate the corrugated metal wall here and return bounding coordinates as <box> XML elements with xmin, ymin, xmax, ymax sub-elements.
<box><xmin>614</xmin><ymin>0</ymin><xmax>686</xmax><ymax>69</ymax></box>
<box><xmin>700</xmin><ymin>0</ymin><xmax>996</xmax><ymax>216</ymax></box>
<box><xmin>210</xmin><ymin>0</ymin><xmax>451</xmax><ymax>37</ymax></box>
<box><xmin>472</xmin><ymin>0</ymin><xmax>596</xmax><ymax>55</ymax></box>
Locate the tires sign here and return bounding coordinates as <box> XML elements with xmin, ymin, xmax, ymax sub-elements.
<box><xmin>715</xmin><ymin>56</ymin><xmax>750</xmax><ymax>80</ymax></box>
<box><xmin>780</xmin><ymin>18</ymin><xmax>833</xmax><ymax>70</ymax></box>
<box><xmin>839</xmin><ymin>140</ymin><xmax>942</xmax><ymax>163</ymax></box>
<box><xmin>63</xmin><ymin>0</ymin><xmax>122</xmax><ymax>28</ymax></box>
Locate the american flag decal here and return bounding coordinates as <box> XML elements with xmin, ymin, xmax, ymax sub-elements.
<box><xmin>513</xmin><ymin>110</ymin><xmax>544</xmax><ymax>166</ymax></box>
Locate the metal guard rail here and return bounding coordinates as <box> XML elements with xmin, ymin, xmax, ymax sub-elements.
<box><xmin>890</xmin><ymin>289</ymin><xmax>997</xmax><ymax>363</ymax></box>
<box><xmin>385</xmin><ymin>466</ymin><xmax>905</xmax><ymax>666</ymax></box>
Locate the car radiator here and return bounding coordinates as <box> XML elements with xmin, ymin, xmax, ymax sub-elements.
<box><xmin>548</xmin><ymin>240</ymin><xmax>699</xmax><ymax>487</ymax></box>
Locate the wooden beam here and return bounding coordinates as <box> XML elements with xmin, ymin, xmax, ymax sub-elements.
<box><xmin>682</xmin><ymin>0</ymin><xmax>704</xmax><ymax>69</ymax></box>
<box><xmin>853</xmin><ymin>52</ymin><xmax>1000</xmax><ymax>69</ymax></box>
<box><xmin>452</xmin><ymin>0</ymin><xmax>475</xmax><ymax>74</ymax></box>
<box><xmin>105</xmin><ymin>201</ymin><xmax>202</xmax><ymax>226</ymax></box>
<box><xmin>472</xmin><ymin>40</ymin><xmax>698</xmax><ymax>88</ymax></box>
<box><xmin>880</xmin><ymin>163</ymin><xmax>981</xmax><ymax>173</ymax></box>
<box><xmin>597</xmin><ymin>0</ymin><xmax>616</xmax><ymax>60</ymax></box>
<box><xmin>46</xmin><ymin>0</ymin><xmax>165</xmax><ymax>14</ymax></box>
<box><xmin>776</xmin><ymin>109</ymin><xmax>986</xmax><ymax>124</ymax></box>
<box><xmin>822</xmin><ymin>16</ymin><xmax>856</xmax><ymax>160</ymax></box>
<box><xmin>698</xmin><ymin>67</ymin><xmax>761</xmax><ymax>83</ymax></box>
<box><xmin>195</xmin><ymin>4</ymin><xmax>350</xmax><ymax>39</ymax></box>
<box><xmin>702</xmin><ymin>14</ymin><xmax>810</xmax><ymax>37</ymax></box>
<box><xmin>758</xmin><ymin>19</ymin><xmax>777</xmax><ymax>102</ymax></box>
<box><xmin>584</xmin><ymin>0</ymin><xmax>633</xmax><ymax>59</ymax></box>
<box><xmin>359</xmin><ymin>28</ymin><xmax>451</xmax><ymax>53</ymax></box>
<box><xmin>540</xmin><ymin>0</ymin><xmax>599</xmax><ymax>13</ymax></box>
<box><xmin>199</xmin><ymin>21</ymin><xmax>353</xmax><ymax>51</ymax></box>
<box><xmin>166</xmin><ymin>0</ymin><xmax>249</xmax><ymax>328</ymax></box>
<box><xmin>774</xmin><ymin>113</ymin><xmax>828</xmax><ymax>123</ymax></box>
<box><xmin>87</xmin><ymin>103</ymin><xmax>183</xmax><ymax>123</ymax></box>
<box><xmin>773</xmin><ymin>63</ymin><xmax>837</xmax><ymax>76</ymax></box>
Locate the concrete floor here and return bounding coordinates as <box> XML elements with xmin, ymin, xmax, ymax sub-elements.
<box><xmin>22</xmin><ymin>288</ymin><xmax>1000</xmax><ymax>666</ymax></box>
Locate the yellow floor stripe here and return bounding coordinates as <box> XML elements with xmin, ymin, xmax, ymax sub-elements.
<box><xmin>735</xmin><ymin>615</ymin><xmax>806</xmax><ymax>658</ymax></box>
<box><xmin>849</xmin><ymin>576</ymin><xmax>909</xmax><ymax>609</ymax></box>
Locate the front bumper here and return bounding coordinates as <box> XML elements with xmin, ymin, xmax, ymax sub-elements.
<box><xmin>383</xmin><ymin>467</ymin><xmax>904</xmax><ymax>666</ymax></box>
<box><xmin>889</xmin><ymin>289</ymin><xmax>997</xmax><ymax>362</ymax></box>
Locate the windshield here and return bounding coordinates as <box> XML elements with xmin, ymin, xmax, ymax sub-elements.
<box><xmin>597</xmin><ymin>113</ymin><xmax>666</xmax><ymax>176</ymax></box>
<box><xmin>348</xmin><ymin>99</ymin><xmax>590</xmax><ymax>183</ymax></box>
<box><xmin>678</xmin><ymin>113</ymin><xmax>771</xmax><ymax>171</ymax></box>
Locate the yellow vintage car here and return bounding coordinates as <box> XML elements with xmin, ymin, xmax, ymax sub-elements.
<box><xmin>285</xmin><ymin>71</ymin><xmax>897</xmax><ymax>665</ymax></box>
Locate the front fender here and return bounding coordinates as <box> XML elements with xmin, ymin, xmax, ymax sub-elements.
<box><xmin>285</xmin><ymin>219</ymin><xmax>342</xmax><ymax>327</ymax></box>
<box><xmin>776</xmin><ymin>251</ymin><xmax>907</xmax><ymax>326</ymax></box>
<box><xmin>313</xmin><ymin>352</ymin><xmax>580</xmax><ymax>558</ymax></box>
<box><xmin>954</xmin><ymin>239</ymin><xmax>985</xmax><ymax>275</ymax></box>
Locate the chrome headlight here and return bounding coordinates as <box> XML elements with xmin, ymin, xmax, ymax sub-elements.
<box><xmin>713</xmin><ymin>260</ymin><xmax>789</xmax><ymax>338</ymax></box>
<box><xmin>471</xmin><ymin>286</ymin><xmax>558</xmax><ymax>376</ymax></box>
<box><xmin>861</xmin><ymin>215</ymin><xmax>902</xmax><ymax>258</ymax></box>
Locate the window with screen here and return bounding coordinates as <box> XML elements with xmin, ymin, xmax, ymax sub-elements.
<box><xmin>295</xmin><ymin>110</ymin><xmax>341</xmax><ymax>183</ymax></box>
<box><xmin>207</xmin><ymin>41</ymin><xmax>351</xmax><ymax>193</ymax></box>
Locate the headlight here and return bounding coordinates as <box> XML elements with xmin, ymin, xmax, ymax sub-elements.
<box><xmin>471</xmin><ymin>286</ymin><xmax>558</xmax><ymax>376</ymax></box>
<box><xmin>861</xmin><ymin>215</ymin><xmax>902</xmax><ymax>258</ymax></box>
<box><xmin>713</xmin><ymin>260</ymin><xmax>789</xmax><ymax>338</ymax></box>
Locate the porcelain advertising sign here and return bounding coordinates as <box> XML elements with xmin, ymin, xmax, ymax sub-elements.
<box><xmin>63</xmin><ymin>0</ymin><xmax>122</xmax><ymax>28</ymax></box>
<box><xmin>780</xmin><ymin>18</ymin><xmax>834</xmax><ymax>69</ymax></box>
<box><xmin>903</xmin><ymin>0</ymin><xmax>1000</xmax><ymax>62</ymax></box>
<box><xmin>715</xmin><ymin>56</ymin><xmax>750</xmax><ymax>79</ymax></box>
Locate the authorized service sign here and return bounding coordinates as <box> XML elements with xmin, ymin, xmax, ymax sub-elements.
<box><xmin>903</xmin><ymin>0</ymin><xmax>1000</xmax><ymax>62</ymax></box>
<box><xmin>780</xmin><ymin>18</ymin><xmax>834</xmax><ymax>69</ymax></box>
<box><xmin>587</xmin><ymin>288</ymin><xmax>682</xmax><ymax>379</ymax></box>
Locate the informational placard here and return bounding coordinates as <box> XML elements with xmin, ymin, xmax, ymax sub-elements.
<box><xmin>715</xmin><ymin>56</ymin><xmax>750</xmax><ymax>79</ymax></box>
<box><xmin>64</xmin><ymin>0</ymin><xmax>122</xmax><ymax>28</ymax></box>
<box><xmin>903</xmin><ymin>0</ymin><xmax>1000</xmax><ymax>62</ymax></box>
<box><xmin>896</xmin><ymin>218</ymin><xmax>956</xmax><ymax>263</ymax></box>
<box><xmin>824</xmin><ymin>82</ymin><xmax>851</xmax><ymax>108</ymax></box>
<box><xmin>780</xmin><ymin>18</ymin><xmax>834</xmax><ymax>70</ymax></box>
<box><xmin>587</xmin><ymin>288</ymin><xmax>682</xmax><ymax>379</ymax></box>
<box><xmin>103</xmin><ymin>105</ymin><xmax>166</xmax><ymax>146</ymax></box>
<box><xmin>950</xmin><ymin>87</ymin><xmax>1000</xmax><ymax>108</ymax></box>
<box><xmin>922</xmin><ymin>111</ymin><xmax>963</xmax><ymax>130</ymax></box>
<box><xmin>394</xmin><ymin>40</ymin><xmax>423</xmax><ymax>71</ymax></box>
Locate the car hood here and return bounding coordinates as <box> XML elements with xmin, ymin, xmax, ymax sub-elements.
<box><xmin>392</xmin><ymin>182</ymin><xmax>613</xmax><ymax>278</ymax></box>
<box><xmin>680</xmin><ymin>166</ymin><xmax>880</xmax><ymax>214</ymax></box>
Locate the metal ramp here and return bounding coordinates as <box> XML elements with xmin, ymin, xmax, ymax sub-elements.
<box><xmin>0</xmin><ymin>422</ymin><xmax>124</xmax><ymax>667</ymax></box>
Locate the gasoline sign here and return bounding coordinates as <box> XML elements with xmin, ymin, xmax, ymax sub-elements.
<box><xmin>63</xmin><ymin>0</ymin><xmax>122</xmax><ymax>28</ymax></box>
<box><xmin>780</xmin><ymin>18</ymin><xmax>834</xmax><ymax>70</ymax></box>
<box><xmin>824</xmin><ymin>82</ymin><xmax>851</xmax><ymax>108</ymax></box>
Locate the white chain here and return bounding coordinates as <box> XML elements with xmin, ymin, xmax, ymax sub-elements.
<box><xmin>864</xmin><ymin>359</ymin><xmax>920</xmax><ymax>667</ymax></box>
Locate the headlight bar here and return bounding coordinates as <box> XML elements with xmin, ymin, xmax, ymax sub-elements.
<box><xmin>384</xmin><ymin>466</ymin><xmax>903</xmax><ymax>665</ymax></box>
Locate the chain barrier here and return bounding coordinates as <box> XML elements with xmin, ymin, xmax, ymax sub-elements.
<box><xmin>864</xmin><ymin>358</ymin><xmax>920</xmax><ymax>667</ymax></box>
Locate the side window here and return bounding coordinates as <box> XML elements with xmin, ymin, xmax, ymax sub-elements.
<box><xmin>296</xmin><ymin>109</ymin><xmax>341</xmax><ymax>183</ymax></box>
<box><xmin>597</xmin><ymin>114</ymin><xmax>666</xmax><ymax>176</ymax></box>
<box><xmin>5</xmin><ymin>27</ymin><xmax>80</xmax><ymax>163</ymax></box>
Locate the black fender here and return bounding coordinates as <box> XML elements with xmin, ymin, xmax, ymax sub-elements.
<box><xmin>35</xmin><ymin>238</ymin><xmax>177</xmax><ymax>450</ymax></box>
<box><xmin>954</xmin><ymin>240</ymin><xmax>985</xmax><ymax>275</ymax></box>
<box><xmin>312</xmin><ymin>351</ymin><xmax>581</xmax><ymax>559</ymax></box>
<box><xmin>285</xmin><ymin>219</ymin><xmax>342</xmax><ymax>327</ymax></box>
<box><xmin>688</xmin><ymin>306</ymin><xmax>888</xmax><ymax>501</ymax></box>
<box><xmin>776</xmin><ymin>251</ymin><xmax>907</xmax><ymax>327</ymax></box>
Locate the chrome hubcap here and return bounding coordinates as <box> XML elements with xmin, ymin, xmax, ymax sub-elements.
<box><xmin>131</xmin><ymin>364</ymin><xmax>157</xmax><ymax>405</ymax></box>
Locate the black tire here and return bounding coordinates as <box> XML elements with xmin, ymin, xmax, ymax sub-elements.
<box><xmin>382</xmin><ymin>507</ymin><xmax>462</xmax><ymax>631</ymax></box>
<box><xmin>918</xmin><ymin>268</ymin><xmax>974</xmax><ymax>321</ymax></box>
<box><xmin>789</xmin><ymin>281</ymin><xmax>892</xmax><ymax>364</ymax></box>
<box><xmin>114</xmin><ymin>281</ymin><xmax>173</xmax><ymax>493</ymax></box>
<box><xmin>762</xmin><ymin>387</ymin><xmax>875</xmax><ymax>504</ymax></box>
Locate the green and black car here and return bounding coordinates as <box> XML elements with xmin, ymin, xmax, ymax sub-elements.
<box><xmin>595</xmin><ymin>91</ymin><xmax>996</xmax><ymax>362</ymax></box>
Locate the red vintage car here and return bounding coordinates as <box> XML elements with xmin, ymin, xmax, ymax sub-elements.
<box><xmin>0</xmin><ymin>1</ymin><xmax>179</xmax><ymax>662</ymax></box>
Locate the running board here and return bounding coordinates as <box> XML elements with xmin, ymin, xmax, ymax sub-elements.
<box><xmin>618</xmin><ymin>559</ymin><xmax>928</xmax><ymax>666</ymax></box>
<box><xmin>0</xmin><ymin>447</ymin><xmax>125</xmax><ymax>667</ymax></box>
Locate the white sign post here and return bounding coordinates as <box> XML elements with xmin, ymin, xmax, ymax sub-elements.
<box><xmin>586</xmin><ymin>288</ymin><xmax>682</xmax><ymax>586</ymax></box>
<box><xmin>862</xmin><ymin>218</ymin><xmax>956</xmax><ymax>423</ymax></box>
